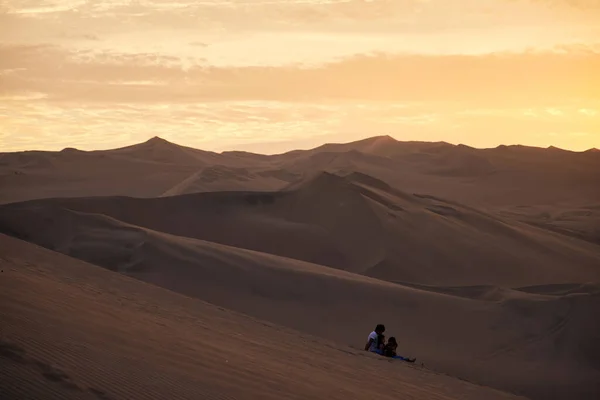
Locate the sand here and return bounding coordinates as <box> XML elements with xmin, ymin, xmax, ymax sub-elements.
<box><xmin>0</xmin><ymin>234</ymin><xmax>526</xmax><ymax>400</ymax></box>
<box><xmin>2</xmin><ymin>171</ymin><xmax>598</xmax><ymax>286</ymax></box>
<box><xmin>2</xmin><ymin>135</ymin><xmax>599</xmax><ymax>209</ymax></box>
<box><xmin>0</xmin><ymin>202</ymin><xmax>599</xmax><ymax>399</ymax></box>
<box><xmin>1</xmin><ymin>136</ymin><xmax>599</xmax><ymax>400</ymax></box>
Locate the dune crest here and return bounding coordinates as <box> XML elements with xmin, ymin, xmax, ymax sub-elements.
<box><xmin>2</xmin><ymin>135</ymin><xmax>599</xmax><ymax>208</ymax></box>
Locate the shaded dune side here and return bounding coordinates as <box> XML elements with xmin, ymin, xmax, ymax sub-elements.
<box><xmin>2</xmin><ymin>172</ymin><xmax>389</xmax><ymax>274</ymax></box>
<box><xmin>0</xmin><ymin>151</ymin><xmax>200</xmax><ymax>205</ymax></box>
<box><xmin>498</xmin><ymin>205</ymin><xmax>600</xmax><ymax>246</ymax></box>
<box><xmin>2</xmin><ymin>170</ymin><xmax>600</xmax><ymax>287</ymax></box>
<box><xmin>161</xmin><ymin>165</ymin><xmax>294</xmax><ymax>197</ymax></box>
<box><xmin>1</xmin><ymin>209</ymin><xmax>599</xmax><ymax>400</ymax></box>
<box><xmin>358</xmin><ymin>184</ymin><xmax>600</xmax><ymax>286</ymax></box>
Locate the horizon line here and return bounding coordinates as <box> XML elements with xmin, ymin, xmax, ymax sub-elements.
<box><xmin>2</xmin><ymin>134</ymin><xmax>599</xmax><ymax>155</ymax></box>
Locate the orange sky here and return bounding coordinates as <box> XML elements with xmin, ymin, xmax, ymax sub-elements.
<box><xmin>1</xmin><ymin>0</ymin><xmax>599</xmax><ymax>153</ymax></box>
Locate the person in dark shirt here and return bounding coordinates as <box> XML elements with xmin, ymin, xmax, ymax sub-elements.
<box><xmin>383</xmin><ymin>337</ymin><xmax>416</xmax><ymax>363</ymax></box>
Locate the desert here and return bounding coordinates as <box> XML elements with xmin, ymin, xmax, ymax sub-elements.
<box><xmin>1</xmin><ymin>135</ymin><xmax>599</xmax><ymax>400</ymax></box>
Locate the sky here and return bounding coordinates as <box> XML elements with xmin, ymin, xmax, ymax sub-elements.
<box><xmin>1</xmin><ymin>0</ymin><xmax>599</xmax><ymax>153</ymax></box>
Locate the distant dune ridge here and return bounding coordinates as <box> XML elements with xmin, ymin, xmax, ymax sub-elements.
<box><xmin>1</xmin><ymin>135</ymin><xmax>599</xmax><ymax>400</ymax></box>
<box><xmin>2</xmin><ymin>135</ymin><xmax>599</xmax><ymax>207</ymax></box>
<box><xmin>2</xmin><ymin>170</ymin><xmax>598</xmax><ymax>285</ymax></box>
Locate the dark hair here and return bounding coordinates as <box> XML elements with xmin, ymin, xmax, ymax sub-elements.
<box><xmin>375</xmin><ymin>324</ymin><xmax>385</xmax><ymax>333</ymax></box>
<box><xmin>387</xmin><ymin>336</ymin><xmax>397</xmax><ymax>345</ymax></box>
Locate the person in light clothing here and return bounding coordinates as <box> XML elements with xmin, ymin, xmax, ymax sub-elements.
<box><xmin>364</xmin><ymin>324</ymin><xmax>386</xmax><ymax>354</ymax></box>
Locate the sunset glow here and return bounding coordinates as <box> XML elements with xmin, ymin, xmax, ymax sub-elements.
<box><xmin>1</xmin><ymin>0</ymin><xmax>599</xmax><ymax>152</ymax></box>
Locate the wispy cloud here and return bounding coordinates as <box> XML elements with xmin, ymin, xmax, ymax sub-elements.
<box><xmin>1</xmin><ymin>44</ymin><xmax>598</xmax><ymax>105</ymax></box>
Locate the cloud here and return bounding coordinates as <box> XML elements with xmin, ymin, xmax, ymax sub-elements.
<box><xmin>4</xmin><ymin>0</ymin><xmax>87</xmax><ymax>15</ymax></box>
<box><xmin>531</xmin><ymin>0</ymin><xmax>600</xmax><ymax>9</ymax></box>
<box><xmin>1</xmin><ymin>0</ymin><xmax>599</xmax><ymax>152</ymax></box>
<box><xmin>1</xmin><ymin>43</ymin><xmax>599</xmax><ymax>106</ymax></box>
<box><xmin>3</xmin><ymin>0</ymin><xmax>595</xmax><ymax>32</ymax></box>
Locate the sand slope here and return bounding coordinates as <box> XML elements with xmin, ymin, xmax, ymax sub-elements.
<box><xmin>2</xmin><ymin>136</ymin><xmax>598</xmax><ymax>209</ymax></box>
<box><xmin>268</xmin><ymin>135</ymin><xmax>600</xmax><ymax>206</ymax></box>
<box><xmin>103</xmin><ymin>136</ymin><xmax>223</xmax><ymax>166</ymax></box>
<box><xmin>2</xmin><ymin>171</ymin><xmax>598</xmax><ymax>287</ymax></box>
<box><xmin>497</xmin><ymin>204</ymin><xmax>600</xmax><ymax>246</ymax></box>
<box><xmin>2</xmin><ymin>136</ymin><xmax>597</xmax><ymax>256</ymax></box>
<box><xmin>2</xmin><ymin>135</ymin><xmax>599</xmax><ymax>400</ymax></box>
<box><xmin>161</xmin><ymin>165</ymin><xmax>299</xmax><ymax>196</ymax></box>
<box><xmin>0</xmin><ymin>234</ymin><xmax>526</xmax><ymax>400</ymax></box>
<box><xmin>0</xmin><ymin>137</ymin><xmax>287</xmax><ymax>205</ymax></box>
<box><xmin>0</xmin><ymin>208</ymin><xmax>599</xmax><ymax>399</ymax></box>
<box><xmin>0</xmin><ymin>146</ymin><xmax>197</xmax><ymax>204</ymax></box>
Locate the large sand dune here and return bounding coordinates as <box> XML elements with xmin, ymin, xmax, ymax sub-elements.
<box><xmin>2</xmin><ymin>135</ymin><xmax>599</xmax><ymax>400</ymax></box>
<box><xmin>0</xmin><ymin>137</ymin><xmax>288</xmax><ymax>204</ymax></box>
<box><xmin>2</xmin><ymin>234</ymin><xmax>531</xmax><ymax>400</ymax></box>
<box><xmin>0</xmin><ymin>206</ymin><xmax>599</xmax><ymax>399</ymax></box>
<box><xmin>2</xmin><ymin>170</ymin><xmax>598</xmax><ymax>287</ymax></box>
<box><xmin>161</xmin><ymin>165</ymin><xmax>299</xmax><ymax>196</ymax></box>
<box><xmin>250</xmin><ymin>135</ymin><xmax>600</xmax><ymax>206</ymax></box>
<box><xmin>2</xmin><ymin>136</ymin><xmax>597</xmax><ymax>251</ymax></box>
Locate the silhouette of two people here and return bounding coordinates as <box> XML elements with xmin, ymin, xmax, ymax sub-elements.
<box><xmin>364</xmin><ymin>324</ymin><xmax>416</xmax><ymax>362</ymax></box>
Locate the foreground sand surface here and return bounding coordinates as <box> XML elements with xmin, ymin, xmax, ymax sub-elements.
<box><xmin>1</xmin><ymin>136</ymin><xmax>599</xmax><ymax>400</ymax></box>
<box><xmin>0</xmin><ymin>235</ymin><xmax>525</xmax><ymax>400</ymax></box>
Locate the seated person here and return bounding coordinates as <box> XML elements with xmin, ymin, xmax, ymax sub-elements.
<box><xmin>383</xmin><ymin>337</ymin><xmax>416</xmax><ymax>363</ymax></box>
<box><xmin>364</xmin><ymin>324</ymin><xmax>386</xmax><ymax>354</ymax></box>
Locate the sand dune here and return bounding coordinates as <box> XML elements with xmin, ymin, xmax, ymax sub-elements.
<box><xmin>2</xmin><ymin>234</ymin><xmax>531</xmax><ymax>400</ymax></box>
<box><xmin>0</xmin><ymin>147</ymin><xmax>197</xmax><ymax>205</ymax></box>
<box><xmin>498</xmin><ymin>204</ymin><xmax>600</xmax><ymax>246</ymax></box>
<box><xmin>2</xmin><ymin>135</ymin><xmax>599</xmax><ymax>400</ymax></box>
<box><xmin>0</xmin><ymin>137</ymin><xmax>267</xmax><ymax>205</ymax></box>
<box><xmin>3</xmin><ymin>170</ymin><xmax>598</xmax><ymax>287</ymax></box>
<box><xmin>161</xmin><ymin>165</ymin><xmax>297</xmax><ymax>196</ymax></box>
<box><xmin>261</xmin><ymin>136</ymin><xmax>600</xmax><ymax>206</ymax></box>
<box><xmin>2</xmin><ymin>232</ymin><xmax>599</xmax><ymax>399</ymax></box>
<box><xmin>2</xmin><ymin>136</ymin><xmax>598</xmax><ymax>208</ymax></box>
<box><xmin>1</xmin><ymin>205</ymin><xmax>599</xmax><ymax>399</ymax></box>
<box><xmin>103</xmin><ymin>136</ymin><xmax>226</xmax><ymax>166</ymax></box>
